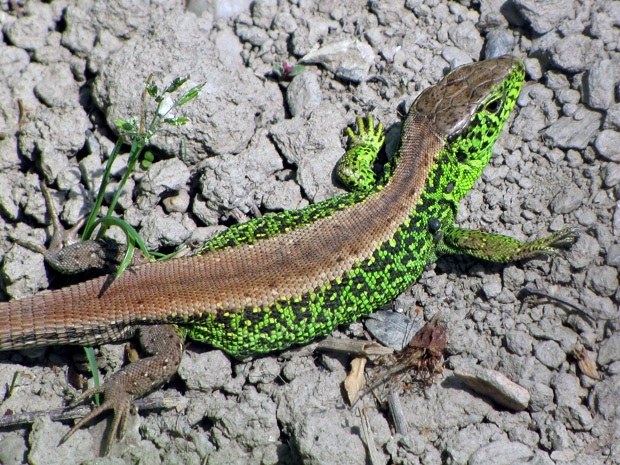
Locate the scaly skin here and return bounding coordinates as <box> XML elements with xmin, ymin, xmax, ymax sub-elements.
<box><xmin>0</xmin><ymin>56</ymin><xmax>578</xmax><ymax>452</ymax></box>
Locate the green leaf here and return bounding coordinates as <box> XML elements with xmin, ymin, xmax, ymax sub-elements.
<box><xmin>84</xmin><ymin>346</ymin><xmax>102</xmax><ymax>404</ymax></box>
<box><xmin>289</xmin><ymin>64</ymin><xmax>305</xmax><ymax>77</ymax></box>
<box><xmin>141</xmin><ymin>150</ymin><xmax>154</xmax><ymax>169</ymax></box>
<box><xmin>115</xmin><ymin>119</ymin><xmax>135</xmax><ymax>131</ymax></box>
<box><xmin>165</xmin><ymin>77</ymin><xmax>189</xmax><ymax>94</ymax></box>
<box><xmin>146</xmin><ymin>83</ymin><xmax>159</xmax><ymax>98</ymax></box>
<box><xmin>164</xmin><ymin>116</ymin><xmax>189</xmax><ymax>127</ymax></box>
<box><xmin>178</xmin><ymin>84</ymin><xmax>204</xmax><ymax>106</ymax></box>
<box><xmin>272</xmin><ymin>64</ymin><xmax>284</xmax><ymax>77</ymax></box>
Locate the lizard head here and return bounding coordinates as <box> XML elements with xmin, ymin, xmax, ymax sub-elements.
<box><xmin>414</xmin><ymin>56</ymin><xmax>526</xmax><ymax>200</ymax></box>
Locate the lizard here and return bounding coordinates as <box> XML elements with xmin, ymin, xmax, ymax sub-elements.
<box><xmin>0</xmin><ymin>56</ymin><xmax>578</xmax><ymax>453</ymax></box>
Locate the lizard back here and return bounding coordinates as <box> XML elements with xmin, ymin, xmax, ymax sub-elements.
<box><xmin>0</xmin><ymin>57</ymin><xmax>525</xmax><ymax>356</ymax></box>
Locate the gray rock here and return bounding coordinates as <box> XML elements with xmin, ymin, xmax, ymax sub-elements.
<box><xmin>484</xmin><ymin>29</ymin><xmax>516</xmax><ymax>59</ymax></box>
<box><xmin>247</xmin><ymin>357</ymin><xmax>281</xmax><ymax>385</ymax></box>
<box><xmin>578</xmin><ymin>288</ymin><xmax>618</xmax><ymax>321</ymax></box>
<box><xmin>481</xmin><ymin>274</ymin><xmax>502</xmax><ymax>299</ymax></box>
<box><xmin>507</xmin><ymin>426</ymin><xmax>540</xmax><ymax>449</ymax></box>
<box><xmin>28</xmin><ymin>416</ymin><xmax>97</xmax><ymax>465</ymax></box>
<box><xmin>139</xmin><ymin>158</ymin><xmax>191</xmax><ymax>197</ymax></box>
<box><xmin>595</xmin><ymin>130</ymin><xmax>620</xmax><ymax>162</ymax></box>
<box><xmin>0</xmin><ymin>46</ymin><xmax>30</xmax><ymax>78</ymax></box>
<box><xmin>556</xmin><ymin>403</ymin><xmax>594</xmax><ymax>431</ymax></box>
<box><xmin>454</xmin><ymin>366</ymin><xmax>530</xmax><ymax>411</ymax></box>
<box><xmin>502</xmin><ymin>266</ymin><xmax>525</xmax><ymax>289</ymax></box>
<box><xmin>262</xmin><ymin>179</ymin><xmax>306</xmax><ymax>211</ymax></box>
<box><xmin>444</xmin><ymin>423</ymin><xmax>503</xmax><ymax>465</ymax></box>
<box><xmin>505</xmin><ymin>330</ymin><xmax>534</xmax><ymax>356</ymax></box>
<box><xmin>286</xmin><ymin>71</ymin><xmax>322</xmax><ymax>118</ymax></box>
<box><xmin>3</xmin><ymin>2</ymin><xmax>57</xmax><ymax>51</ymax></box>
<box><xmin>276</xmin><ymin>356</ymin><xmax>368</xmax><ymax>465</ymax></box>
<box><xmin>270</xmin><ymin>109</ymin><xmax>347</xmax><ymax>202</ymax></box>
<box><xmin>584</xmin><ymin>59</ymin><xmax>616</xmax><ymax>110</ymax></box>
<box><xmin>589</xmin><ymin>375</ymin><xmax>620</xmax><ymax>420</ymax></box>
<box><xmin>534</xmin><ymin>340</ymin><xmax>566</xmax><ymax>369</ymax></box>
<box><xmin>478</xmin><ymin>0</ymin><xmax>510</xmax><ymax>28</ymax></box>
<box><xmin>513</xmin><ymin>0</ymin><xmax>574</xmax><ymax>34</ymax></box>
<box><xmin>514</xmin><ymin>451</ymin><xmax>554</xmax><ymax>465</ymax></box>
<box><xmin>251</xmin><ymin>0</ymin><xmax>277</xmax><ymax>29</ymax></box>
<box><xmin>603</xmin><ymin>163</ymin><xmax>620</xmax><ymax>188</ymax></box>
<box><xmin>550</xmin><ymin>187</ymin><xmax>584</xmax><ymax>214</ymax></box>
<box><xmin>586</xmin><ymin>265</ymin><xmax>619</xmax><ymax>297</ymax></box>
<box><xmin>138</xmin><ymin>207</ymin><xmax>193</xmax><ymax>249</ymax></box>
<box><xmin>608</xmin><ymin>361</ymin><xmax>620</xmax><ymax>375</ymax></box>
<box><xmin>93</xmin><ymin>14</ymin><xmax>283</xmax><ymax>164</ymax></box>
<box><xmin>542</xmin><ymin>420</ymin><xmax>571</xmax><ymax>450</ymax></box>
<box><xmin>468</xmin><ymin>440</ymin><xmax>534</xmax><ymax>465</ymax></box>
<box><xmin>604</xmin><ymin>104</ymin><xmax>620</xmax><ymax>131</ymax></box>
<box><xmin>191</xmin><ymin>196</ymin><xmax>220</xmax><ymax>227</ymax></box>
<box><xmin>0</xmin><ymin>172</ymin><xmax>24</xmax><ymax>220</ymax></box>
<box><xmin>606</xmin><ymin>244</ymin><xmax>620</xmax><ymax>267</ymax></box>
<box><xmin>235</xmin><ymin>23</ymin><xmax>270</xmax><ymax>47</ymax></box>
<box><xmin>62</xmin><ymin>184</ymin><xmax>93</xmax><ymax>225</ymax></box>
<box><xmin>189</xmin><ymin>0</ymin><xmax>251</xmax><ymax>19</ymax></box>
<box><xmin>598</xmin><ymin>333</ymin><xmax>620</xmax><ymax>366</ymax></box>
<box><xmin>1</xmin><ymin>244</ymin><xmax>48</xmax><ymax>300</ymax></box>
<box><xmin>0</xmin><ymin>433</ymin><xmax>27</xmax><ymax>465</ymax></box>
<box><xmin>300</xmin><ymin>39</ymin><xmax>375</xmax><ymax>83</ymax></box>
<box><xmin>551</xmin><ymin>373</ymin><xmax>582</xmax><ymax>407</ymax></box>
<box><xmin>37</xmin><ymin>151</ymin><xmax>70</xmax><ymax>191</ymax></box>
<box><xmin>567</xmin><ymin>233</ymin><xmax>599</xmax><ymax>269</ymax></box>
<box><xmin>272</xmin><ymin>11</ymin><xmax>297</xmax><ymax>34</ymax></box>
<box><xmin>528</xmin><ymin>320</ymin><xmax>578</xmax><ymax>354</ymax></box>
<box><xmin>178</xmin><ymin>349</ymin><xmax>232</xmax><ymax>392</ymax></box>
<box><xmin>544</xmin><ymin>111</ymin><xmax>602</xmax><ymax>150</ymax></box>
<box><xmin>442</xmin><ymin>47</ymin><xmax>474</xmax><ymax>69</ymax></box>
<box><xmin>291</xmin><ymin>18</ymin><xmax>332</xmax><ymax>57</ymax></box>
<box><xmin>162</xmin><ymin>190</ymin><xmax>190</xmax><ymax>214</ymax></box>
<box><xmin>200</xmin><ymin>131</ymin><xmax>282</xmax><ymax>213</ymax></box>
<box><xmin>19</xmin><ymin>107</ymin><xmax>90</xmax><ymax>169</ymax></box>
<box><xmin>448</xmin><ymin>21</ymin><xmax>483</xmax><ymax>58</ymax></box>
<box><xmin>548</xmin><ymin>35</ymin><xmax>606</xmax><ymax>73</ymax></box>
<box><xmin>78</xmin><ymin>152</ymin><xmax>103</xmax><ymax>192</ymax></box>
<box><xmin>365</xmin><ymin>310</ymin><xmax>420</xmax><ymax>350</ymax></box>
<box><xmin>34</xmin><ymin>63</ymin><xmax>80</xmax><ymax>109</ymax></box>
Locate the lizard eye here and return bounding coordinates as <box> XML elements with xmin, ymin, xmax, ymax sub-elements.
<box><xmin>485</xmin><ymin>98</ymin><xmax>502</xmax><ymax>115</ymax></box>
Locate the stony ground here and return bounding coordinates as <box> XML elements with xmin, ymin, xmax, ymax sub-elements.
<box><xmin>0</xmin><ymin>0</ymin><xmax>619</xmax><ymax>464</ymax></box>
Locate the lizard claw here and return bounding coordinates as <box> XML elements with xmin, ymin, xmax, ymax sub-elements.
<box><xmin>59</xmin><ymin>384</ymin><xmax>133</xmax><ymax>456</ymax></box>
<box><xmin>534</xmin><ymin>226</ymin><xmax>581</xmax><ymax>256</ymax></box>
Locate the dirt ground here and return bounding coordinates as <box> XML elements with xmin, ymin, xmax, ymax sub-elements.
<box><xmin>0</xmin><ymin>0</ymin><xmax>619</xmax><ymax>464</ymax></box>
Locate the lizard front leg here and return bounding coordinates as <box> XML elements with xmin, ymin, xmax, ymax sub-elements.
<box><xmin>335</xmin><ymin>115</ymin><xmax>385</xmax><ymax>192</ymax></box>
<box><xmin>60</xmin><ymin>324</ymin><xmax>183</xmax><ymax>455</ymax></box>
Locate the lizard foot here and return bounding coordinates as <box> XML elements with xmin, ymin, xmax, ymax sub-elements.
<box><xmin>12</xmin><ymin>181</ymin><xmax>148</xmax><ymax>274</ymax></box>
<box><xmin>59</xmin><ymin>325</ymin><xmax>183</xmax><ymax>455</ymax></box>
<box><xmin>527</xmin><ymin>227</ymin><xmax>581</xmax><ymax>257</ymax></box>
<box><xmin>336</xmin><ymin>115</ymin><xmax>385</xmax><ymax>192</ymax></box>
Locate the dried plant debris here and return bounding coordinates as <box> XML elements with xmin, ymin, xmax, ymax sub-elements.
<box><xmin>344</xmin><ymin>357</ymin><xmax>367</xmax><ymax>405</ymax></box>
<box><xmin>353</xmin><ymin>314</ymin><xmax>447</xmax><ymax>407</ymax></box>
<box><xmin>573</xmin><ymin>346</ymin><xmax>601</xmax><ymax>380</ymax></box>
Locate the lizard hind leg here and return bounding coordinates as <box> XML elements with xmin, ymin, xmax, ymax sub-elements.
<box><xmin>59</xmin><ymin>325</ymin><xmax>183</xmax><ymax>455</ymax></box>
